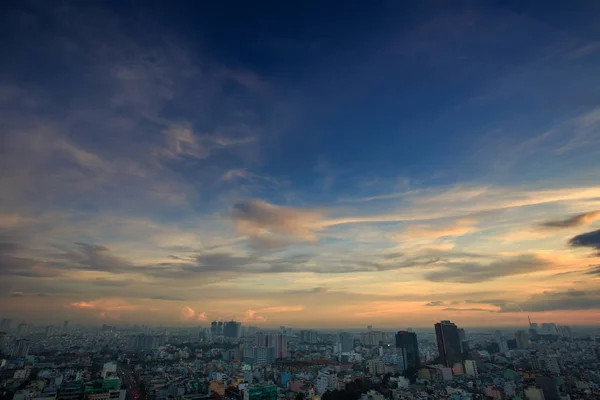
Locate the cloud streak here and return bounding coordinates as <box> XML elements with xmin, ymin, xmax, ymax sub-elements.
<box><xmin>540</xmin><ymin>210</ymin><xmax>600</xmax><ymax>229</ymax></box>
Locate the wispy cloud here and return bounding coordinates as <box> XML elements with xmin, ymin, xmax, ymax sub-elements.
<box><xmin>539</xmin><ymin>210</ymin><xmax>600</xmax><ymax>229</ymax></box>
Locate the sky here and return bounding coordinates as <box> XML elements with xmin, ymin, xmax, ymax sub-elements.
<box><xmin>1</xmin><ymin>1</ymin><xmax>600</xmax><ymax>329</ymax></box>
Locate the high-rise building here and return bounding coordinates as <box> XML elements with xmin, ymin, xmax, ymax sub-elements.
<box><xmin>464</xmin><ymin>359</ymin><xmax>478</xmax><ymax>378</ymax></box>
<box><xmin>63</xmin><ymin>320</ymin><xmax>69</xmax><ymax>332</ymax></box>
<box><xmin>515</xmin><ymin>330</ymin><xmax>529</xmax><ymax>349</ymax></box>
<box><xmin>558</xmin><ymin>325</ymin><xmax>572</xmax><ymax>338</ymax></box>
<box><xmin>273</xmin><ymin>333</ymin><xmax>287</xmax><ymax>359</ymax></box>
<box><xmin>339</xmin><ymin>332</ymin><xmax>354</xmax><ymax>352</ymax></box>
<box><xmin>0</xmin><ymin>332</ymin><xmax>7</xmax><ymax>351</ymax></box>
<box><xmin>536</xmin><ymin>376</ymin><xmax>559</xmax><ymax>400</ymax></box>
<box><xmin>12</xmin><ymin>338</ymin><xmax>31</xmax><ymax>357</ymax></box>
<box><xmin>256</xmin><ymin>332</ymin><xmax>272</xmax><ymax>347</ymax></box>
<box><xmin>44</xmin><ymin>325</ymin><xmax>54</xmax><ymax>338</ymax></box>
<box><xmin>17</xmin><ymin>322</ymin><xmax>28</xmax><ymax>337</ymax></box>
<box><xmin>102</xmin><ymin>362</ymin><xmax>117</xmax><ymax>379</ymax></box>
<box><xmin>211</xmin><ymin>321</ymin><xmax>218</xmax><ymax>336</ymax></box>
<box><xmin>395</xmin><ymin>331</ymin><xmax>420</xmax><ymax>371</ymax></box>
<box><xmin>223</xmin><ymin>321</ymin><xmax>242</xmax><ymax>339</ymax></box>
<box><xmin>457</xmin><ymin>328</ymin><xmax>469</xmax><ymax>354</ymax></box>
<box><xmin>300</xmin><ymin>330</ymin><xmax>318</xmax><ymax>344</ymax></box>
<box><xmin>126</xmin><ymin>334</ymin><xmax>160</xmax><ymax>351</ymax></box>
<box><xmin>360</xmin><ymin>330</ymin><xmax>384</xmax><ymax>346</ymax></box>
<box><xmin>0</xmin><ymin>318</ymin><xmax>11</xmax><ymax>331</ymax></box>
<box><xmin>217</xmin><ymin>321</ymin><xmax>224</xmax><ymax>336</ymax></box>
<box><xmin>243</xmin><ymin>346</ymin><xmax>275</xmax><ymax>365</ymax></box>
<box><xmin>435</xmin><ymin>320</ymin><xmax>463</xmax><ymax>367</ymax></box>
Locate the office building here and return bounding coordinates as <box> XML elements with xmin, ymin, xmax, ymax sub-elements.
<box><xmin>0</xmin><ymin>318</ymin><xmax>11</xmax><ymax>331</ymax></box>
<box><xmin>558</xmin><ymin>325</ymin><xmax>572</xmax><ymax>338</ymax></box>
<box><xmin>17</xmin><ymin>322</ymin><xmax>28</xmax><ymax>336</ymax></box>
<box><xmin>395</xmin><ymin>330</ymin><xmax>420</xmax><ymax>371</ymax></box>
<box><xmin>45</xmin><ymin>325</ymin><xmax>55</xmax><ymax>338</ymax></box>
<box><xmin>243</xmin><ymin>346</ymin><xmax>275</xmax><ymax>365</ymax></box>
<box><xmin>12</xmin><ymin>339</ymin><xmax>31</xmax><ymax>357</ymax></box>
<box><xmin>536</xmin><ymin>376</ymin><xmax>559</xmax><ymax>400</ymax></box>
<box><xmin>435</xmin><ymin>320</ymin><xmax>463</xmax><ymax>367</ymax></box>
<box><xmin>532</xmin><ymin>353</ymin><xmax>561</xmax><ymax>374</ymax></box>
<box><xmin>217</xmin><ymin>321</ymin><xmax>223</xmax><ymax>336</ymax></box>
<box><xmin>360</xmin><ymin>330</ymin><xmax>384</xmax><ymax>347</ymax></box>
<box><xmin>126</xmin><ymin>334</ymin><xmax>160</xmax><ymax>351</ymax></box>
<box><xmin>223</xmin><ymin>321</ymin><xmax>242</xmax><ymax>339</ymax></box>
<box><xmin>339</xmin><ymin>332</ymin><xmax>354</xmax><ymax>352</ymax></box>
<box><xmin>273</xmin><ymin>333</ymin><xmax>287</xmax><ymax>359</ymax></box>
<box><xmin>102</xmin><ymin>362</ymin><xmax>117</xmax><ymax>379</ymax></box>
<box><xmin>464</xmin><ymin>360</ymin><xmax>478</xmax><ymax>378</ymax></box>
<box><xmin>300</xmin><ymin>329</ymin><xmax>318</xmax><ymax>344</ymax></box>
<box><xmin>515</xmin><ymin>330</ymin><xmax>529</xmax><ymax>349</ymax></box>
<box><xmin>256</xmin><ymin>332</ymin><xmax>272</xmax><ymax>347</ymax></box>
<box><xmin>210</xmin><ymin>321</ymin><xmax>218</xmax><ymax>336</ymax></box>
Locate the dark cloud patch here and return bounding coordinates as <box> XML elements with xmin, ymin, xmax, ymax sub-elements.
<box><xmin>424</xmin><ymin>254</ymin><xmax>548</xmax><ymax>283</ymax></box>
<box><xmin>0</xmin><ymin>240</ymin><xmax>62</xmax><ymax>278</ymax></box>
<box><xmin>56</xmin><ymin>242</ymin><xmax>136</xmax><ymax>273</ymax></box>
<box><xmin>150</xmin><ymin>295</ymin><xmax>184</xmax><ymax>301</ymax></box>
<box><xmin>94</xmin><ymin>278</ymin><xmax>132</xmax><ymax>287</ymax></box>
<box><xmin>425</xmin><ymin>300</ymin><xmax>445</xmax><ymax>306</ymax></box>
<box><xmin>569</xmin><ymin>229</ymin><xmax>600</xmax><ymax>255</ymax></box>
<box><xmin>10</xmin><ymin>292</ymin><xmax>24</xmax><ymax>297</ymax></box>
<box><xmin>442</xmin><ymin>307</ymin><xmax>493</xmax><ymax>312</ymax></box>
<box><xmin>497</xmin><ymin>289</ymin><xmax>600</xmax><ymax>312</ymax></box>
<box><xmin>540</xmin><ymin>210</ymin><xmax>600</xmax><ymax>228</ymax></box>
<box><xmin>383</xmin><ymin>252</ymin><xmax>404</xmax><ymax>260</ymax></box>
<box><xmin>284</xmin><ymin>287</ymin><xmax>329</xmax><ymax>295</ymax></box>
<box><xmin>586</xmin><ymin>265</ymin><xmax>600</xmax><ymax>275</ymax></box>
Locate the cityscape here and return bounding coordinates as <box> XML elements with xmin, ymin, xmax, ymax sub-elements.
<box><xmin>2</xmin><ymin>1</ymin><xmax>600</xmax><ymax>400</ymax></box>
<box><xmin>0</xmin><ymin>317</ymin><xmax>599</xmax><ymax>400</ymax></box>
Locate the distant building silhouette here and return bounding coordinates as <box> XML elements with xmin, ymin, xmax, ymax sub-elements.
<box><xmin>339</xmin><ymin>332</ymin><xmax>354</xmax><ymax>352</ymax></box>
<box><xmin>435</xmin><ymin>320</ymin><xmax>462</xmax><ymax>367</ymax></box>
<box><xmin>395</xmin><ymin>330</ymin><xmax>420</xmax><ymax>371</ymax></box>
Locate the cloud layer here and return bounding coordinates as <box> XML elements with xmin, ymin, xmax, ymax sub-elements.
<box><xmin>1</xmin><ymin>2</ymin><xmax>600</xmax><ymax>327</ymax></box>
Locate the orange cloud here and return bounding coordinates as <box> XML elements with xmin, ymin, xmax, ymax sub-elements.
<box><xmin>243</xmin><ymin>309</ymin><xmax>267</xmax><ymax>323</ymax></box>
<box><xmin>70</xmin><ymin>301</ymin><xmax>94</xmax><ymax>309</ymax></box>
<box><xmin>231</xmin><ymin>200</ymin><xmax>325</xmax><ymax>247</ymax></box>
<box><xmin>180</xmin><ymin>305</ymin><xmax>196</xmax><ymax>320</ymax></box>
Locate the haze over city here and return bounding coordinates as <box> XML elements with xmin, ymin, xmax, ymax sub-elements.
<box><xmin>1</xmin><ymin>0</ymin><xmax>600</xmax><ymax>329</ymax></box>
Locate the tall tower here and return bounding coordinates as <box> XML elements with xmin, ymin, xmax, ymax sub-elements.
<box><xmin>339</xmin><ymin>332</ymin><xmax>354</xmax><ymax>352</ymax></box>
<box><xmin>273</xmin><ymin>333</ymin><xmax>287</xmax><ymax>359</ymax></box>
<box><xmin>435</xmin><ymin>320</ymin><xmax>462</xmax><ymax>367</ymax></box>
<box><xmin>395</xmin><ymin>331</ymin><xmax>420</xmax><ymax>371</ymax></box>
<box><xmin>0</xmin><ymin>318</ymin><xmax>11</xmax><ymax>331</ymax></box>
<box><xmin>17</xmin><ymin>322</ymin><xmax>28</xmax><ymax>337</ymax></box>
<box><xmin>44</xmin><ymin>325</ymin><xmax>54</xmax><ymax>338</ymax></box>
<box><xmin>12</xmin><ymin>339</ymin><xmax>31</xmax><ymax>358</ymax></box>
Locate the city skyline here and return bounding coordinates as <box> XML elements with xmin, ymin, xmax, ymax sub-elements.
<box><xmin>1</xmin><ymin>1</ymin><xmax>600</xmax><ymax>327</ymax></box>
